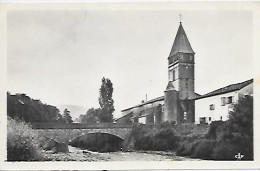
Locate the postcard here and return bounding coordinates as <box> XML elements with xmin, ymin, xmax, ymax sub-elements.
<box><xmin>0</xmin><ymin>1</ymin><xmax>260</xmax><ymax>170</ymax></box>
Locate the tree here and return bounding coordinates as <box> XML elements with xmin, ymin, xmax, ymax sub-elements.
<box><xmin>56</xmin><ymin>113</ymin><xmax>65</xmax><ymax>123</ymax></box>
<box><xmin>62</xmin><ymin>108</ymin><xmax>73</xmax><ymax>123</ymax></box>
<box><xmin>7</xmin><ymin>92</ymin><xmax>62</xmax><ymax>123</ymax></box>
<box><xmin>98</xmin><ymin>77</ymin><xmax>115</xmax><ymax>123</ymax></box>
<box><xmin>228</xmin><ymin>95</ymin><xmax>253</xmax><ymax>137</ymax></box>
<box><xmin>85</xmin><ymin>108</ymin><xmax>100</xmax><ymax>124</ymax></box>
<box><xmin>226</xmin><ymin>95</ymin><xmax>253</xmax><ymax>160</ymax></box>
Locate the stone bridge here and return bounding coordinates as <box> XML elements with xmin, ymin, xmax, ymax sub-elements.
<box><xmin>31</xmin><ymin>123</ymin><xmax>133</xmax><ymax>143</ymax></box>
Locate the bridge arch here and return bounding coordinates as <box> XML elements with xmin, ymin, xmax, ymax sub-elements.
<box><xmin>34</xmin><ymin>127</ymin><xmax>132</xmax><ymax>143</ymax></box>
<box><xmin>70</xmin><ymin>131</ymin><xmax>125</xmax><ymax>152</ymax></box>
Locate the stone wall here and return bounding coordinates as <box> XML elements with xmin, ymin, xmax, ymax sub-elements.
<box><xmin>33</xmin><ymin>127</ymin><xmax>132</xmax><ymax>142</ymax></box>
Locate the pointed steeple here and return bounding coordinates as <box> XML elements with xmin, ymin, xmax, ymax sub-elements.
<box><xmin>169</xmin><ymin>22</ymin><xmax>194</xmax><ymax>57</ymax></box>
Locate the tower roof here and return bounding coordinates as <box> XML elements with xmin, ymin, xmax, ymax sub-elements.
<box><xmin>165</xmin><ymin>81</ymin><xmax>176</xmax><ymax>91</ymax></box>
<box><xmin>169</xmin><ymin>22</ymin><xmax>195</xmax><ymax>57</ymax></box>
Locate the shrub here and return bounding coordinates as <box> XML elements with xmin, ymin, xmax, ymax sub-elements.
<box><xmin>206</xmin><ymin>121</ymin><xmax>227</xmax><ymax>140</ymax></box>
<box><xmin>174</xmin><ymin>123</ymin><xmax>209</xmax><ymax>137</ymax></box>
<box><xmin>211</xmin><ymin>141</ymin><xmax>238</xmax><ymax>160</ymax></box>
<box><xmin>153</xmin><ymin>128</ymin><xmax>180</xmax><ymax>150</ymax></box>
<box><xmin>124</xmin><ymin>123</ymin><xmax>180</xmax><ymax>151</ymax></box>
<box><xmin>176</xmin><ymin>140</ymin><xmax>194</xmax><ymax>156</ymax></box>
<box><xmin>7</xmin><ymin>118</ymin><xmax>44</xmax><ymax>161</ymax></box>
<box><xmin>188</xmin><ymin>139</ymin><xmax>215</xmax><ymax>159</ymax></box>
<box><xmin>178</xmin><ymin>95</ymin><xmax>254</xmax><ymax>160</ymax></box>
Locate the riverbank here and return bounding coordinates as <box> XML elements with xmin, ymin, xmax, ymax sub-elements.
<box><xmin>43</xmin><ymin>145</ymin><xmax>201</xmax><ymax>161</ymax></box>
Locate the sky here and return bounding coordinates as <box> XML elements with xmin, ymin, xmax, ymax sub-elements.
<box><xmin>7</xmin><ymin>8</ymin><xmax>253</xmax><ymax>119</ymax></box>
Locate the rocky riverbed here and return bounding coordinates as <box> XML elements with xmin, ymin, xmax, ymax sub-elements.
<box><xmin>43</xmin><ymin>145</ymin><xmax>201</xmax><ymax>161</ymax></box>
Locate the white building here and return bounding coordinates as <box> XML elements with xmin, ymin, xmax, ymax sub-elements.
<box><xmin>194</xmin><ymin>79</ymin><xmax>253</xmax><ymax>124</ymax></box>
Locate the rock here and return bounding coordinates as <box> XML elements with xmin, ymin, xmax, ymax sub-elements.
<box><xmin>55</xmin><ymin>142</ymin><xmax>69</xmax><ymax>153</ymax></box>
<box><xmin>43</xmin><ymin>138</ymin><xmax>58</xmax><ymax>150</ymax></box>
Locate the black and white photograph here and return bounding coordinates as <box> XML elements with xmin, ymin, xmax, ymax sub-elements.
<box><xmin>0</xmin><ymin>1</ymin><xmax>260</xmax><ymax>170</ymax></box>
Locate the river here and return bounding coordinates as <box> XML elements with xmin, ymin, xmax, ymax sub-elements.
<box><xmin>43</xmin><ymin>145</ymin><xmax>201</xmax><ymax>161</ymax></box>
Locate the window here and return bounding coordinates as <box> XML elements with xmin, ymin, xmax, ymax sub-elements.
<box><xmin>183</xmin><ymin>112</ymin><xmax>187</xmax><ymax>120</ymax></box>
<box><xmin>221</xmin><ymin>97</ymin><xmax>226</xmax><ymax>106</ymax></box>
<box><xmin>179</xmin><ymin>54</ymin><xmax>183</xmax><ymax>60</ymax></box>
<box><xmin>209</xmin><ymin>117</ymin><xmax>211</xmax><ymax>121</ymax></box>
<box><xmin>226</xmin><ymin>96</ymin><xmax>234</xmax><ymax>104</ymax></box>
<box><xmin>175</xmin><ymin>68</ymin><xmax>178</xmax><ymax>79</ymax></box>
<box><xmin>220</xmin><ymin>116</ymin><xmax>222</xmax><ymax>120</ymax></box>
<box><xmin>169</xmin><ymin>70</ymin><xmax>173</xmax><ymax>81</ymax></box>
<box><xmin>199</xmin><ymin>117</ymin><xmax>206</xmax><ymax>124</ymax></box>
<box><xmin>209</xmin><ymin>104</ymin><xmax>215</xmax><ymax>110</ymax></box>
<box><xmin>190</xmin><ymin>55</ymin><xmax>193</xmax><ymax>60</ymax></box>
<box><xmin>186</xmin><ymin>79</ymin><xmax>188</xmax><ymax>88</ymax></box>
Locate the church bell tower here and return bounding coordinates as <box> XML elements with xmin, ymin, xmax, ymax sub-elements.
<box><xmin>163</xmin><ymin>21</ymin><xmax>195</xmax><ymax>124</ymax></box>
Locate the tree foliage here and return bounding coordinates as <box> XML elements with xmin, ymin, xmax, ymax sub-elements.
<box><xmin>62</xmin><ymin>108</ymin><xmax>73</xmax><ymax>124</ymax></box>
<box><xmin>226</xmin><ymin>95</ymin><xmax>253</xmax><ymax>160</ymax></box>
<box><xmin>7</xmin><ymin>92</ymin><xmax>62</xmax><ymax>123</ymax></box>
<box><xmin>98</xmin><ymin>77</ymin><xmax>115</xmax><ymax>123</ymax></box>
<box><xmin>78</xmin><ymin>108</ymin><xmax>100</xmax><ymax>124</ymax></box>
<box><xmin>178</xmin><ymin>95</ymin><xmax>254</xmax><ymax>160</ymax></box>
<box><xmin>7</xmin><ymin>117</ymin><xmax>44</xmax><ymax>161</ymax></box>
<box><xmin>228</xmin><ymin>95</ymin><xmax>253</xmax><ymax>138</ymax></box>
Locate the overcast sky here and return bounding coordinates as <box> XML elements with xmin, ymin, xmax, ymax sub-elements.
<box><xmin>7</xmin><ymin>8</ymin><xmax>253</xmax><ymax>119</ymax></box>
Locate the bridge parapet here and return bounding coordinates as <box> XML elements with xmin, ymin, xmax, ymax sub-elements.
<box><xmin>33</xmin><ymin>124</ymin><xmax>133</xmax><ymax>142</ymax></box>
<box><xmin>31</xmin><ymin>123</ymin><xmax>133</xmax><ymax>129</ymax></box>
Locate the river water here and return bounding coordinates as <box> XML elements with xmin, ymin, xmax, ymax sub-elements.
<box><xmin>43</xmin><ymin>145</ymin><xmax>201</xmax><ymax>161</ymax></box>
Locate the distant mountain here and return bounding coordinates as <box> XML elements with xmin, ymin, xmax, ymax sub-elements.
<box><xmin>57</xmin><ymin>105</ymin><xmax>87</xmax><ymax>121</ymax></box>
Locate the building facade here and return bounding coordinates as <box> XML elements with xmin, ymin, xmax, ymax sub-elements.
<box><xmin>118</xmin><ymin>21</ymin><xmax>253</xmax><ymax>125</ymax></box>
<box><xmin>194</xmin><ymin>79</ymin><xmax>253</xmax><ymax>124</ymax></box>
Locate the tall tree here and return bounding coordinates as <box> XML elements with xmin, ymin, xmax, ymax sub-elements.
<box><xmin>227</xmin><ymin>95</ymin><xmax>253</xmax><ymax>159</ymax></box>
<box><xmin>98</xmin><ymin>77</ymin><xmax>115</xmax><ymax>123</ymax></box>
<box><xmin>62</xmin><ymin>108</ymin><xmax>73</xmax><ymax>123</ymax></box>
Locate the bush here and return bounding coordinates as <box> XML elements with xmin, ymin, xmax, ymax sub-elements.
<box><xmin>206</xmin><ymin>121</ymin><xmax>227</xmax><ymax>140</ymax></box>
<box><xmin>176</xmin><ymin>140</ymin><xmax>196</xmax><ymax>156</ymax></box>
<box><xmin>7</xmin><ymin>118</ymin><xmax>44</xmax><ymax>161</ymax></box>
<box><xmin>153</xmin><ymin>128</ymin><xmax>180</xmax><ymax>150</ymax></box>
<box><xmin>177</xmin><ymin>96</ymin><xmax>254</xmax><ymax>160</ymax></box>
<box><xmin>124</xmin><ymin>123</ymin><xmax>180</xmax><ymax>151</ymax></box>
<box><xmin>191</xmin><ymin>139</ymin><xmax>216</xmax><ymax>159</ymax></box>
<box><xmin>211</xmin><ymin>141</ymin><xmax>238</xmax><ymax>160</ymax></box>
<box><xmin>174</xmin><ymin>123</ymin><xmax>209</xmax><ymax>137</ymax></box>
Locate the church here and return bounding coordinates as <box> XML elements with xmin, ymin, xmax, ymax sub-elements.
<box><xmin>116</xmin><ymin>21</ymin><xmax>253</xmax><ymax>125</ymax></box>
